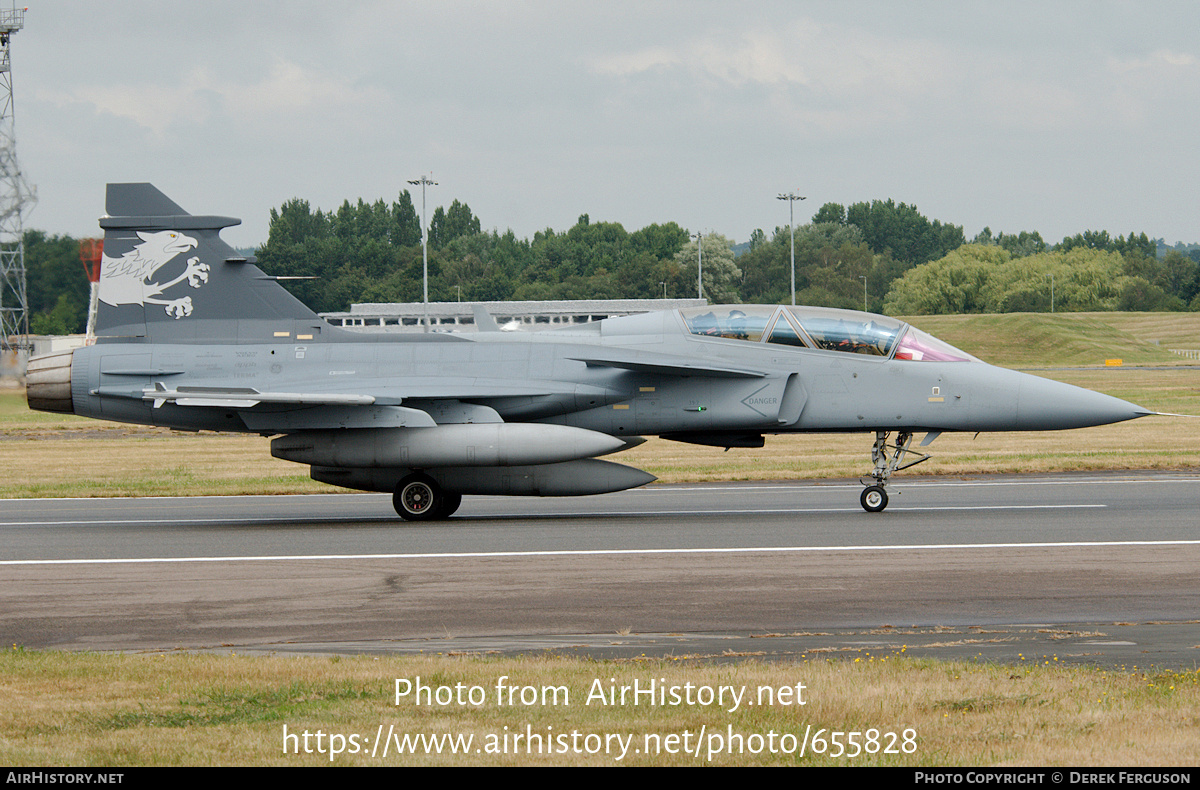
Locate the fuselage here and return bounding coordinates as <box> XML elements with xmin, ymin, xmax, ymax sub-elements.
<box><xmin>46</xmin><ymin>304</ymin><xmax>1147</xmax><ymax>440</ymax></box>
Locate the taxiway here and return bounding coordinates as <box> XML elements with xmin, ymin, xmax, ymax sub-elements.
<box><xmin>1</xmin><ymin>471</ymin><xmax>1197</xmax><ymax>667</ymax></box>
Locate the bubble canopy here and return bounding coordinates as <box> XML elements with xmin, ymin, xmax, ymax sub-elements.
<box><xmin>679</xmin><ymin>306</ymin><xmax>979</xmax><ymax>363</ymax></box>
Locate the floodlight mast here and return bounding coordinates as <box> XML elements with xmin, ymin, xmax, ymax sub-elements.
<box><xmin>407</xmin><ymin>174</ymin><xmax>437</xmax><ymax>332</ymax></box>
<box><xmin>776</xmin><ymin>192</ymin><xmax>806</xmax><ymax>306</ymax></box>
<box><xmin>0</xmin><ymin>4</ymin><xmax>34</xmax><ymax>356</ymax></box>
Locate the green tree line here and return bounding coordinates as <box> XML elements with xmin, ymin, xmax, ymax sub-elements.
<box><xmin>886</xmin><ymin>236</ymin><xmax>1200</xmax><ymax>314</ymax></box>
<box><xmin>17</xmin><ymin>193</ymin><xmax>1200</xmax><ymax>334</ymax></box>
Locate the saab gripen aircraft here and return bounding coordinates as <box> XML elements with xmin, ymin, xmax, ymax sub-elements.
<box><xmin>26</xmin><ymin>184</ymin><xmax>1152</xmax><ymax>519</ymax></box>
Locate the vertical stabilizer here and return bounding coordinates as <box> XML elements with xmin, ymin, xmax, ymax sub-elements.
<box><xmin>96</xmin><ymin>183</ymin><xmax>324</xmax><ymax>343</ymax></box>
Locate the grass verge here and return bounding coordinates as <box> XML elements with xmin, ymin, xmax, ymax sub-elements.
<box><xmin>2</xmin><ymin>649</ymin><xmax>1198</xmax><ymax>766</ymax></box>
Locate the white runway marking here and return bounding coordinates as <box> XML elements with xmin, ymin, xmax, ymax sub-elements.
<box><xmin>656</xmin><ymin>477</ymin><xmax>1199</xmax><ymax>492</ymax></box>
<box><xmin>0</xmin><ymin>502</ymin><xmax>1105</xmax><ymax>528</ymax></box>
<box><xmin>4</xmin><ymin>538</ymin><xmax>1198</xmax><ymax>567</ymax></box>
<box><xmin>1</xmin><ymin>473</ymin><xmax>1194</xmax><ymax>506</ymax></box>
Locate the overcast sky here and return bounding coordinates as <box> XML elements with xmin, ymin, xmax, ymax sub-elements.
<box><xmin>14</xmin><ymin>1</ymin><xmax>1200</xmax><ymax>250</ymax></box>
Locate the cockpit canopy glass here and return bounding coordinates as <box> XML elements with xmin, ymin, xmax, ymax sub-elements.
<box><xmin>680</xmin><ymin>306</ymin><xmax>776</xmax><ymax>342</ymax></box>
<box><xmin>783</xmin><ymin>307</ymin><xmax>901</xmax><ymax>357</ymax></box>
<box><xmin>679</xmin><ymin>305</ymin><xmax>978</xmax><ymax>362</ymax></box>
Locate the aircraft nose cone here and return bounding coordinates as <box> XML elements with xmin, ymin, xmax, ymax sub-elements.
<box><xmin>1016</xmin><ymin>374</ymin><xmax>1150</xmax><ymax>430</ymax></box>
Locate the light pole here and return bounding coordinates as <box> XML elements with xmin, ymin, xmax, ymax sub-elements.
<box><xmin>407</xmin><ymin>174</ymin><xmax>437</xmax><ymax>331</ymax></box>
<box><xmin>860</xmin><ymin>275</ymin><xmax>868</xmax><ymax>312</ymax></box>
<box><xmin>777</xmin><ymin>192</ymin><xmax>806</xmax><ymax>306</ymax></box>
<box><xmin>1046</xmin><ymin>273</ymin><xmax>1055</xmax><ymax>313</ymax></box>
<box><xmin>692</xmin><ymin>231</ymin><xmax>704</xmax><ymax>300</ymax></box>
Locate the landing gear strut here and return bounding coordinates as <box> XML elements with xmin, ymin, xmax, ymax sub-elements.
<box><xmin>859</xmin><ymin>430</ymin><xmax>931</xmax><ymax>513</ymax></box>
<box><xmin>393</xmin><ymin>473</ymin><xmax>462</xmax><ymax>521</ymax></box>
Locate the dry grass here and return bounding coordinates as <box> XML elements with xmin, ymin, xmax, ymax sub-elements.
<box><xmin>2</xmin><ymin>649</ymin><xmax>1197</xmax><ymax>766</ymax></box>
<box><xmin>2</xmin><ymin>363</ymin><xmax>1198</xmax><ymax>498</ymax></box>
<box><xmin>0</xmin><ymin>423</ymin><xmax>325</xmax><ymax>498</ymax></box>
<box><xmin>902</xmin><ymin>312</ymin><xmax>1200</xmax><ymax>367</ymax></box>
<box><xmin>4</xmin><ymin>308</ymin><xmax>1198</xmax><ymax>497</ymax></box>
<box><xmin>1095</xmin><ymin>312</ymin><xmax>1200</xmax><ymax>350</ymax></box>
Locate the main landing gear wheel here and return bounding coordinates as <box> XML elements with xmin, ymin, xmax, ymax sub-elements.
<box><xmin>394</xmin><ymin>473</ymin><xmax>459</xmax><ymax>521</ymax></box>
<box><xmin>860</xmin><ymin>485</ymin><xmax>888</xmax><ymax>513</ymax></box>
<box><xmin>438</xmin><ymin>493</ymin><xmax>463</xmax><ymax>519</ymax></box>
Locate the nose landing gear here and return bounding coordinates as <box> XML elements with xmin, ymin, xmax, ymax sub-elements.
<box><xmin>859</xmin><ymin>430</ymin><xmax>931</xmax><ymax>512</ymax></box>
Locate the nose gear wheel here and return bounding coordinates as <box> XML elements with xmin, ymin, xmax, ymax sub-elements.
<box><xmin>860</xmin><ymin>485</ymin><xmax>888</xmax><ymax>512</ymax></box>
<box><xmin>859</xmin><ymin>430</ymin><xmax>931</xmax><ymax>512</ymax></box>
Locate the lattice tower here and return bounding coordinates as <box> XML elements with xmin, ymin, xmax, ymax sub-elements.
<box><xmin>0</xmin><ymin>5</ymin><xmax>35</xmax><ymax>352</ymax></box>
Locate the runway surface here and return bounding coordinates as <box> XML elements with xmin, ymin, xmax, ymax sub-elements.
<box><xmin>2</xmin><ymin>471</ymin><xmax>1198</xmax><ymax>668</ymax></box>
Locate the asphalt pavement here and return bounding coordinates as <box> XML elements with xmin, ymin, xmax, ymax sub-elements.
<box><xmin>1</xmin><ymin>471</ymin><xmax>1197</xmax><ymax>668</ymax></box>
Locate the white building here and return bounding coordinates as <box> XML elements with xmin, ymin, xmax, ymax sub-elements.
<box><xmin>320</xmin><ymin>299</ymin><xmax>706</xmax><ymax>333</ymax></box>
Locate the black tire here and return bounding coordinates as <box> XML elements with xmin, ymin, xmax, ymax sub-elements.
<box><xmin>436</xmin><ymin>492</ymin><xmax>463</xmax><ymax>519</ymax></box>
<box><xmin>394</xmin><ymin>473</ymin><xmax>443</xmax><ymax>521</ymax></box>
<box><xmin>860</xmin><ymin>485</ymin><xmax>888</xmax><ymax>513</ymax></box>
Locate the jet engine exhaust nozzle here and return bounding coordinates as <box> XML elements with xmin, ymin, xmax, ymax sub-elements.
<box><xmin>25</xmin><ymin>351</ymin><xmax>75</xmax><ymax>415</ymax></box>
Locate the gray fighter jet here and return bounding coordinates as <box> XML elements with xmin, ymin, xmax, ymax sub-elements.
<box><xmin>26</xmin><ymin>184</ymin><xmax>1151</xmax><ymax>518</ymax></box>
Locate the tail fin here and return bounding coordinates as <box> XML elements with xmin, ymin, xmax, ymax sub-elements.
<box><xmin>96</xmin><ymin>183</ymin><xmax>325</xmax><ymax>343</ymax></box>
